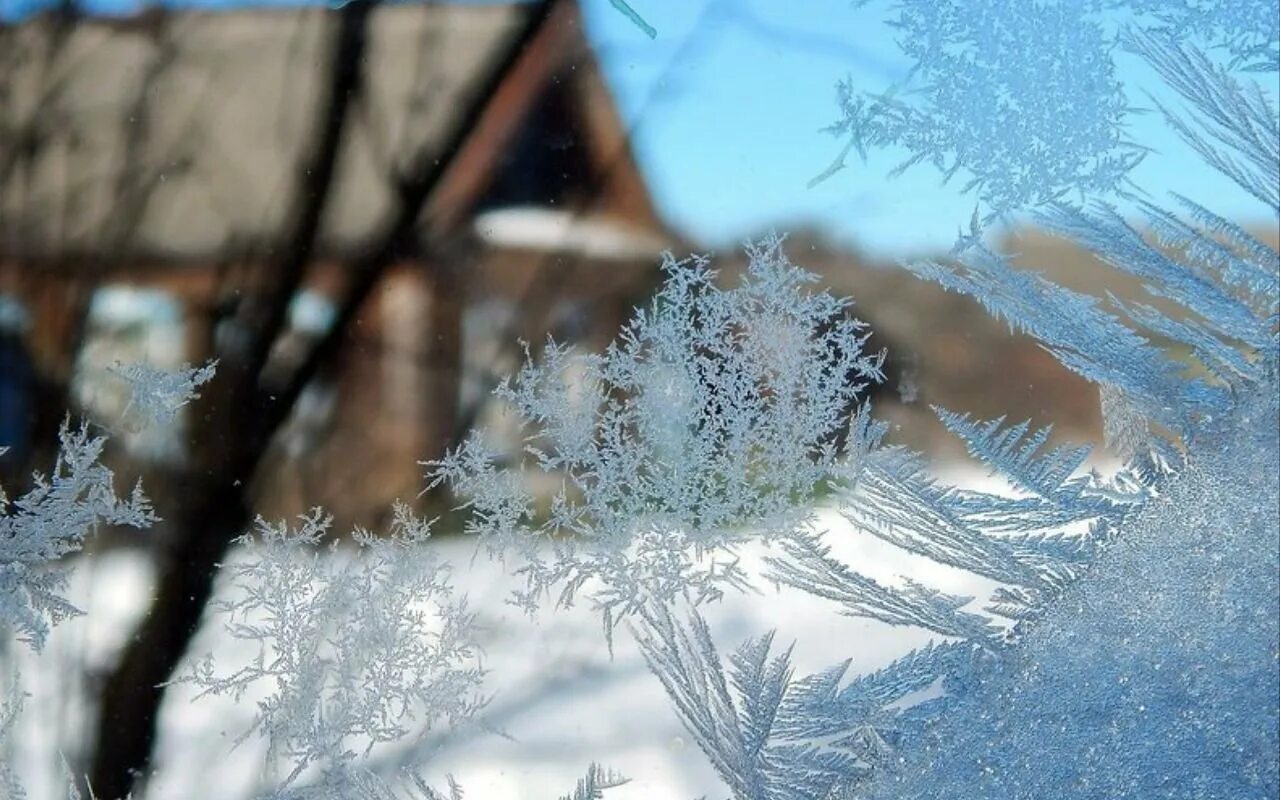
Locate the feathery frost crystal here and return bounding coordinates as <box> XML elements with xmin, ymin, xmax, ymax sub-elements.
<box><xmin>2</xmin><ymin>2</ymin><xmax>1277</xmax><ymax>797</ymax></box>
<box><xmin>432</xmin><ymin>236</ymin><xmax>885</xmax><ymax>628</ymax></box>
<box><xmin>183</xmin><ymin>504</ymin><xmax>484</xmax><ymax>799</ymax></box>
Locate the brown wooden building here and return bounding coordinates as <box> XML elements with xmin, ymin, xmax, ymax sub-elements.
<box><xmin>0</xmin><ymin>0</ymin><xmax>673</xmax><ymax>527</ymax></box>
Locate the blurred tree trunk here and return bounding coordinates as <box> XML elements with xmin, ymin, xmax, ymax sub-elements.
<box><xmin>422</xmin><ymin>260</ymin><xmax>463</xmax><ymax>499</ymax></box>
<box><xmin>83</xmin><ymin>2</ymin><xmax>555</xmax><ymax>795</ymax></box>
<box><xmin>86</xmin><ymin>2</ymin><xmax>376</xmax><ymax>794</ymax></box>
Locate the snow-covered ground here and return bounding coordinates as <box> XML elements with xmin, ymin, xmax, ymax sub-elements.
<box><xmin>8</xmin><ymin>495</ymin><xmax>1000</xmax><ymax>800</ymax></box>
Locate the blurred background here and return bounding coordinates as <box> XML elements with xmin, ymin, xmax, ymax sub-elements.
<box><xmin>0</xmin><ymin>0</ymin><xmax>1275</xmax><ymax>797</ymax></box>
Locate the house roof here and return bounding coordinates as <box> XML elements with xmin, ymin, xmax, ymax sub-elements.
<box><xmin>0</xmin><ymin>1</ymin><xmax>663</xmax><ymax>264</ymax></box>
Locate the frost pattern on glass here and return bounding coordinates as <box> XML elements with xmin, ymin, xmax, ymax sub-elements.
<box><xmin>633</xmin><ymin>14</ymin><xmax>1277</xmax><ymax>800</ymax></box>
<box><xmin>432</xmin><ymin>237</ymin><xmax>885</xmax><ymax>632</ymax></box>
<box><xmin>1</xmin><ymin>360</ymin><xmax>213</xmax><ymax>797</ymax></box>
<box><xmin>829</xmin><ymin>0</ymin><xmax>1143</xmax><ymax>213</ymax></box>
<box><xmin>555</xmin><ymin>764</ymin><xmax>630</xmax><ymax>800</ymax></box>
<box><xmin>1125</xmin><ymin>0</ymin><xmax>1280</xmax><ymax>71</ymax></box>
<box><xmin>830</xmin><ymin>0</ymin><xmax>1279</xmax><ymax>216</ymax></box>
<box><xmin>181</xmin><ymin>504</ymin><xmax>484</xmax><ymax>799</ymax></box>
<box><xmin>108</xmin><ymin>359</ymin><xmax>218</xmax><ymax>430</ymax></box>
<box><xmin>2</xmin><ymin>3</ymin><xmax>1275</xmax><ymax>797</ymax></box>
<box><xmin>863</xmin><ymin>386</ymin><xmax>1279</xmax><ymax>798</ymax></box>
<box><xmin>0</xmin><ymin>422</ymin><xmax>154</xmax><ymax>650</ymax></box>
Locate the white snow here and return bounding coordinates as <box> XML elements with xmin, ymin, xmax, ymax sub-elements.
<box><xmin>8</xmin><ymin>488</ymin><xmax>998</xmax><ymax>800</ymax></box>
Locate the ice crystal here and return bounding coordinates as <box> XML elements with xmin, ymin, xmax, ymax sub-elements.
<box><xmin>830</xmin><ymin>0</ymin><xmax>1278</xmax><ymax>216</ymax></box>
<box><xmin>181</xmin><ymin>504</ymin><xmax>484</xmax><ymax>798</ymax></box>
<box><xmin>830</xmin><ymin>0</ymin><xmax>1144</xmax><ymax>213</ymax></box>
<box><xmin>639</xmin><ymin>12</ymin><xmax>1277</xmax><ymax>800</ymax></box>
<box><xmin>3</xmin><ymin>3</ymin><xmax>1275</xmax><ymax>797</ymax></box>
<box><xmin>108</xmin><ymin>359</ymin><xmax>218</xmax><ymax>430</ymax></box>
<box><xmin>864</xmin><ymin>383</ymin><xmax>1279</xmax><ymax>799</ymax></box>
<box><xmin>2</xmin><ymin>360</ymin><xmax>211</xmax><ymax>798</ymax></box>
<box><xmin>556</xmin><ymin>763</ymin><xmax>629</xmax><ymax>800</ymax></box>
<box><xmin>1123</xmin><ymin>0</ymin><xmax>1280</xmax><ymax>71</ymax></box>
<box><xmin>608</xmin><ymin>0</ymin><xmax>656</xmax><ymax>40</ymax></box>
<box><xmin>0</xmin><ymin>679</ymin><xmax>23</xmax><ymax>800</ymax></box>
<box><xmin>0</xmin><ymin>421</ymin><xmax>154</xmax><ymax>650</ymax></box>
<box><xmin>431</xmin><ymin>236</ymin><xmax>885</xmax><ymax>628</ymax></box>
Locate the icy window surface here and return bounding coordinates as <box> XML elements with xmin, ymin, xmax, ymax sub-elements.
<box><xmin>0</xmin><ymin>1</ymin><xmax>1275</xmax><ymax>799</ymax></box>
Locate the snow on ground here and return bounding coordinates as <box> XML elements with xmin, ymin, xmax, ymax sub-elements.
<box><xmin>8</xmin><ymin>471</ymin><xmax>1005</xmax><ymax>800</ymax></box>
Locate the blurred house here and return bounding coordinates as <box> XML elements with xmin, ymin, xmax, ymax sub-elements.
<box><xmin>0</xmin><ymin>0</ymin><xmax>672</xmax><ymax>528</ymax></box>
<box><xmin>717</xmin><ymin>230</ymin><xmax>1107</xmax><ymax>458</ymax></box>
<box><xmin>723</xmin><ymin>221</ymin><xmax>1279</xmax><ymax>459</ymax></box>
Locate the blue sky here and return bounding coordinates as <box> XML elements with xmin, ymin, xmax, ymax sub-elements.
<box><xmin>3</xmin><ymin>0</ymin><xmax>1271</xmax><ymax>257</ymax></box>
<box><xmin>577</xmin><ymin>0</ymin><xmax>1271</xmax><ymax>256</ymax></box>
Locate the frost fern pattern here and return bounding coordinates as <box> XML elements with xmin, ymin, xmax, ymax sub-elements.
<box><xmin>432</xmin><ymin>236</ymin><xmax>885</xmax><ymax>629</ymax></box>
<box><xmin>634</xmin><ymin>18</ymin><xmax>1278</xmax><ymax>800</ymax></box>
